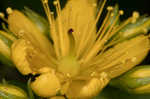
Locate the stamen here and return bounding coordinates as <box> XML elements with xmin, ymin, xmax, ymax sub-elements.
<box><xmin>6</xmin><ymin>7</ymin><xmax>13</xmax><ymax>14</ymax></box>
<box><xmin>54</xmin><ymin>0</ymin><xmax>70</xmax><ymax>57</ymax></box>
<box><xmin>92</xmin><ymin>9</ymin><xmax>122</xmax><ymax>57</ymax></box>
<box><xmin>0</xmin><ymin>13</ymin><xmax>4</xmax><ymax>18</ymax></box>
<box><xmin>93</xmin><ymin>36</ymin><xmax>148</xmax><ymax>68</ymax></box>
<box><xmin>105</xmin><ymin>10</ymin><xmax>124</xmax><ymax>40</ymax></box>
<box><xmin>50</xmin><ymin>12</ymin><xmax>61</xmax><ymax>59</ymax></box>
<box><xmin>41</xmin><ymin>0</ymin><xmax>52</xmax><ymax>25</ymax></box>
<box><xmin>131</xmin><ymin>11</ymin><xmax>140</xmax><ymax>23</ymax></box>
<box><xmin>76</xmin><ymin>0</ymin><xmax>107</xmax><ymax>59</ymax></box>
<box><xmin>95</xmin><ymin>0</ymin><xmax>107</xmax><ymax>24</ymax></box>
<box><xmin>83</xmin><ymin>8</ymin><xmax>120</xmax><ymax>63</ymax></box>
<box><xmin>119</xmin><ymin>10</ymin><xmax>124</xmax><ymax>15</ymax></box>
<box><xmin>0</xmin><ymin>12</ymin><xmax>8</xmax><ymax>23</ymax></box>
<box><xmin>107</xmin><ymin>6</ymin><xmax>113</xmax><ymax>11</ymax></box>
<box><xmin>78</xmin><ymin>7</ymin><xmax>113</xmax><ymax>62</ymax></box>
<box><xmin>41</xmin><ymin>0</ymin><xmax>61</xmax><ymax>59</ymax></box>
<box><xmin>96</xmin><ymin>6</ymin><xmax>114</xmax><ymax>41</ymax></box>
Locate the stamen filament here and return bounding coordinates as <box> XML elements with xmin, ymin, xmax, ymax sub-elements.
<box><xmin>83</xmin><ymin>8</ymin><xmax>120</xmax><ymax>63</ymax></box>
<box><xmin>0</xmin><ymin>13</ymin><xmax>8</xmax><ymax>23</ymax></box>
<box><xmin>54</xmin><ymin>0</ymin><xmax>70</xmax><ymax>57</ymax></box>
<box><xmin>76</xmin><ymin>0</ymin><xmax>106</xmax><ymax>59</ymax></box>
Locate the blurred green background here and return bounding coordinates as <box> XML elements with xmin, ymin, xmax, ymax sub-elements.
<box><xmin>0</xmin><ymin>0</ymin><xmax>150</xmax><ymax>99</ymax></box>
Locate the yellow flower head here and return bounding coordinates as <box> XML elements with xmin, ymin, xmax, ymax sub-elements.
<box><xmin>3</xmin><ymin>0</ymin><xmax>150</xmax><ymax>98</ymax></box>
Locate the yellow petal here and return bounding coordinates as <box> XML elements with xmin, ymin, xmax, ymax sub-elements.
<box><xmin>11</xmin><ymin>39</ymin><xmax>55</xmax><ymax>74</ymax></box>
<box><xmin>60</xmin><ymin>0</ymin><xmax>97</xmax><ymax>34</ymax></box>
<box><xmin>66</xmin><ymin>72</ymin><xmax>110</xmax><ymax>99</ymax></box>
<box><xmin>97</xmin><ymin>35</ymin><xmax>150</xmax><ymax>78</ymax></box>
<box><xmin>8</xmin><ymin>10</ymin><xmax>54</xmax><ymax>60</ymax></box>
<box><xmin>31</xmin><ymin>72</ymin><xmax>61</xmax><ymax>97</ymax></box>
<box><xmin>53</xmin><ymin>0</ymin><xmax>98</xmax><ymax>57</ymax></box>
<box><xmin>11</xmin><ymin>39</ymin><xmax>33</xmax><ymax>75</ymax></box>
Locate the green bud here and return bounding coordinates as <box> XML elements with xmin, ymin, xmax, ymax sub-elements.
<box><xmin>0</xmin><ymin>83</ymin><xmax>28</xmax><ymax>99</ymax></box>
<box><xmin>110</xmin><ymin>65</ymin><xmax>150</xmax><ymax>94</ymax></box>
<box><xmin>119</xmin><ymin>16</ymin><xmax>150</xmax><ymax>39</ymax></box>
<box><xmin>23</xmin><ymin>7</ymin><xmax>50</xmax><ymax>38</ymax></box>
<box><xmin>108</xmin><ymin>4</ymin><xmax>119</xmax><ymax>27</ymax></box>
<box><xmin>0</xmin><ymin>30</ymin><xmax>16</xmax><ymax>66</ymax></box>
<box><xmin>108</xmin><ymin>13</ymin><xmax>150</xmax><ymax>46</ymax></box>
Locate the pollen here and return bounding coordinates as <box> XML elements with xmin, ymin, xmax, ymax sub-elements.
<box><xmin>6</xmin><ymin>7</ymin><xmax>13</xmax><ymax>14</ymax></box>
<box><xmin>107</xmin><ymin>6</ymin><xmax>113</xmax><ymax>11</ymax></box>
<box><xmin>0</xmin><ymin>13</ymin><xmax>5</xmax><ymax>18</ymax></box>
<box><xmin>119</xmin><ymin>10</ymin><xmax>124</xmax><ymax>15</ymax></box>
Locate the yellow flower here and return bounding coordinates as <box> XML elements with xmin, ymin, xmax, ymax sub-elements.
<box><xmin>0</xmin><ymin>83</ymin><xmax>28</xmax><ymax>98</ymax></box>
<box><xmin>5</xmin><ymin>0</ymin><xmax>150</xmax><ymax>98</ymax></box>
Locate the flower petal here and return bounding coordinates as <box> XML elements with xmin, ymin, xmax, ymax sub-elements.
<box><xmin>31</xmin><ymin>72</ymin><xmax>61</xmax><ymax>97</ymax></box>
<box><xmin>81</xmin><ymin>35</ymin><xmax>150</xmax><ymax>79</ymax></box>
<box><xmin>97</xmin><ymin>35</ymin><xmax>150</xmax><ymax>78</ymax></box>
<box><xmin>11</xmin><ymin>39</ymin><xmax>33</xmax><ymax>75</ymax></box>
<box><xmin>54</xmin><ymin>0</ymin><xmax>98</xmax><ymax>57</ymax></box>
<box><xmin>65</xmin><ymin>72</ymin><xmax>110</xmax><ymax>98</ymax></box>
<box><xmin>8</xmin><ymin>10</ymin><xmax>55</xmax><ymax>60</ymax></box>
<box><xmin>11</xmin><ymin>39</ymin><xmax>56</xmax><ymax>74</ymax></box>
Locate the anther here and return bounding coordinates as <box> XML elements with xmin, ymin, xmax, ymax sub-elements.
<box><xmin>132</xmin><ymin>11</ymin><xmax>140</xmax><ymax>19</ymax></box>
<box><xmin>0</xmin><ymin>13</ymin><xmax>5</xmax><ymax>18</ymax></box>
<box><xmin>131</xmin><ymin>11</ymin><xmax>140</xmax><ymax>23</ymax></box>
<box><xmin>6</xmin><ymin>7</ymin><xmax>13</xmax><ymax>14</ymax></box>
<box><xmin>119</xmin><ymin>10</ymin><xmax>124</xmax><ymax>15</ymax></box>
<box><xmin>107</xmin><ymin>6</ymin><xmax>113</xmax><ymax>11</ymax></box>
<box><xmin>53</xmin><ymin>1</ymin><xmax>58</xmax><ymax>5</ymax></box>
<box><xmin>43</xmin><ymin>0</ymin><xmax>48</xmax><ymax>4</ymax></box>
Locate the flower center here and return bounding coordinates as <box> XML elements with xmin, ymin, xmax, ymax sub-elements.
<box><xmin>57</xmin><ymin>55</ymin><xmax>80</xmax><ymax>77</ymax></box>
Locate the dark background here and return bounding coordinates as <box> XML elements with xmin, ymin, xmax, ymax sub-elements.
<box><xmin>0</xmin><ymin>0</ymin><xmax>150</xmax><ymax>16</ymax></box>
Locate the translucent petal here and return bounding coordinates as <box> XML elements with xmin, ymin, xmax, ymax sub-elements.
<box><xmin>11</xmin><ymin>39</ymin><xmax>55</xmax><ymax>74</ymax></box>
<box><xmin>97</xmin><ymin>35</ymin><xmax>150</xmax><ymax>78</ymax></box>
<box><xmin>8</xmin><ymin>10</ymin><xmax>54</xmax><ymax>60</ymax></box>
<box><xmin>11</xmin><ymin>39</ymin><xmax>33</xmax><ymax>75</ymax></box>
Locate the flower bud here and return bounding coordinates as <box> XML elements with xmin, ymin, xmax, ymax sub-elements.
<box><xmin>110</xmin><ymin>65</ymin><xmax>150</xmax><ymax>94</ymax></box>
<box><xmin>109</xmin><ymin>15</ymin><xmax>150</xmax><ymax>45</ymax></box>
<box><xmin>31</xmin><ymin>72</ymin><xmax>61</xmax><ymax>97</ymax></box>
<box><xmin>120</xmin><ymin>16</ymin><xmax>150</xmax><ymax>39</ymax></box>
<box><xmin>0</xmin><ymin>83</ymin><xmax>28</xmax><ymax>99</ymax></box>
<box><xmin>0</xmin><ymin>30</ymin><xmax>16</xmax><ymax>66</ymax></box>
<box><xmin>11</xmin><ymin>39</ymin><xmax>33</xmax><ymax>75</ymax></box>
